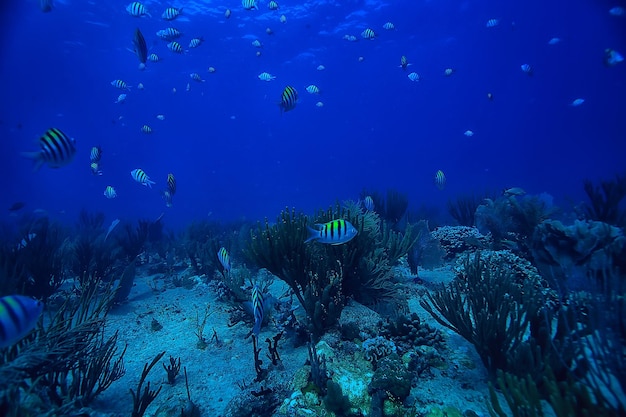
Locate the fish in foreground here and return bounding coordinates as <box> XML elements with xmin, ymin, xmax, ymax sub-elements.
<box><xmin>258</xmin><ymin>72</ymin><xmax>276</xmax><ymax>81</ymax></box>
<box><xmin>0</xmin><ymin>295</ymin><xmax>44</xmax><ymax>348</ymax></box>
<box><xmin>434</xmin><ymin>170</ymin><xmax>446</xmax><ymax>190</ymax></box>
<box><xmin>407</xmin><ymin>72</ymin><xmax>420</xmax><ymax>82</ymax></box>
<box><xmin>157</xmin><ymin>28</ymin><xmax>182</xmax><ymax>40</ymax></box>
<box><xmin>126</xmin><ymin>2</ymin><xmax>150</xmax><ymax>17</ymax></box>
<box><xmin>131</xmin><ymin>169</ymin><xmax>155</xmax><ymax>187</ymax></box>
<box><xmin>104</xmin><ymin>185</ymin><xmax>117</xmax><ymax>199</ymax></box>
<box><xmin>305</xmin><ymin>219</ymin><xmax>358</xmax><ymax>245</ymax></box>
<box><xmin>189</xmin><ymin>38</ymin><xmax>203</xmax><ymax>48</ymax></box>
<box><xmin>217</xmin><ymin>247</ymin><xmax>231</xmax><ymax>273</ymax></box>
<box><xmin>280</xmin><ymin>85</ymin><xmax>298</xmax><ymax>113</ymax></box>
<box><xmin>133</xmin><ymin>28</ymin><xmax>148</xmax><ymax>70</ymax></box>
<box><xmin>21</xmin><ymin>127</ymin><xmax>76</xmax><ymax>171</ymax></box>
<box><xmin>167</xmin><ymin>41</ymin><xmax>184</xmax><ymax>54</ymax></box>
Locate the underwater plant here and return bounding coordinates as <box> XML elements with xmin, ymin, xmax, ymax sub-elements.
<box><xmin>582</xmin><ymin>173</ymin><xmax>626</xmax><ymax>227</ymax></box>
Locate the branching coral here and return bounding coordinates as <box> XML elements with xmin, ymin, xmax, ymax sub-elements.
<box><xmin>582</xmin><ymin>174</ymin><xmax>626</xmax><ymax>226</ymax></box>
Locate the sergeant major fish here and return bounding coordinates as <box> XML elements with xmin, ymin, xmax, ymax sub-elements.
<box><xmin>167</xmin><ymin>173</ymin><xmax>176</xmax><ymax>194</ymax></box>
<box><xmin>217</xmin><ymin>247</ymin><xmax>231</xmax><ymax>273</ymax></box>
<box><xmin>434</xmin><ymin>170</ymin><xmax>446</xmax><ymax>190</ymax></box>
<box><xmin>157</xmin><ymin>28</ymin><xmax>182</xmax><ymax>40</ymax></box>
<box><xmin>0</xmin><ymin>295</ymin><xmax>44</xmax><ymax>348</ymax></box>
<box><xmin>305</xmin><ymin>219</ymin><xmax>358</xmax><ymax>245</ymax></box>
<box><xmin>162</xmin><ymin>7</ymin><xmax>182</xmax><ymax>20</ymax></box>
<box><xmin>126</xmin><ymin>2</ymin><xmax>151</xmax><ymax>17</ymax></box>
<box><xmin>21</xmin><ymin>127</ymin><xmax>76</xmax><ymax>171</ymax></box>
<box><xmin>130</xmin><ymin>168</ymin><xmax>155</xmax><ymax>187</ymax></box>
<box><xmin>104</xmin><ymin>185</ymin><xmax>117</xmax><ymax>199</ymax></box>
<box><xmin>242</xmin><ymin>0</ymin><xmax>258</xmax><ymax>10</ymax></box>
<box><xmin>279</xmin><ymin>85</ymin><xmax>298</xmax><ymax>113</ymax></box>
<box><xmin>258</xmin><ymin>72</ymin><xmax>276</xmax><ymax>81</ymax></box>
<box><xmin>189</xmin><ymin>38</ymin><xmax>203</xmax><ymax>48</ymax></box>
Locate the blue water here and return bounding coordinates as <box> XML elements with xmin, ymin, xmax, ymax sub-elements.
<box><xmin>1</xmin><ymin>0</ymin><xmax>625</xmax><ymax>230</ymax></box>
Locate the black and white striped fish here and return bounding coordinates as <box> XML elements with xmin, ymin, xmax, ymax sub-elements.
<box><xmin>167</xmin><ymin>173</ymin><xmax>176</xmax><ymax>195</ymax></box>
<box><xmin>0</xmin><ymin>295</ymin><xmax>44</xmax><ymax>348</ymax></box>
<box><xmin>156</xmin><ymin>27</ymin><xmax>182</xmax><ymax>40</ymax></box>
<box><xmin>251</xmin><ymin>285</ymin><xmax>263</xmax><ymax>335</ymax></box>
<box><xmin>111</xmin><ymin>79</ymin><xmax>131</xmax><ymax>90</ymax></box>
<box><xmin>242</xmin><ymin>0</ymin><xmax>258</xmax><ymax>10</ymax></box>
<box><xmin>279</xmin><ymin>85</ymin><xmax>298</xmax><ymax>113</ymax></box>
<box><xmin>361</xmin><ymin>28</ymin><xmax>376</xmax><ymax>39</ymax></box>
<box><xmin>189</xmin><ymin>37</ymin><xmax>203</xmax><ymax>48</ymax></box>
<box><xmin>305</xmin><ymin>219</ymin><xmax>358</xmax><ymax>245</ymax></box>
<box><xmin>90</xmin><ymin>146</ymin><xmax>102</xmax><ymax>163</ymax></box>
<box><xmin>268</xmin><ymin>0</ymin><xmax>279</xmax><ymax>10</ymax></box>
<box><xmin>162</xmin><ymin>7</ymin><xmax>182</xmax><ymax>20</ymax></box>
<box><xmin>130</xmin><ymin>168</ymin><xmax>155</xmax><ymax>187</ymax></box>
<box><xmin>167</xmin><ymin>41</ymin><xmax>184</xmax><ymax>53</ymax></box>
<box><xmin>21</xmin><ymin>127</ymin><xmax>76</xmax><ymax>171</ymax></box>
<box><xmin>126</xmin><ymin>2</ymin><xmax>151</xmax><ymax>17</ymax></box>
<box><xmin>217</xmin><ymin>247</ymin><xmax>231</xmax><ymax>273</ymax></box>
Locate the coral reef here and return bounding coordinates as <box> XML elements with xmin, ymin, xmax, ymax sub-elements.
<box><xmin>362</xmin><ymin>336</ymin><xmax>397</xmax><ymax>362</ymax></box>
<box><xmin>582</xmin><ymin>173</ymin><xmax>626</xmax><ymax>226</ymax></box>
<box><xmin>431</xmin><ymin>226</ymin><xmax>492</xmax><ymax>259</ymax></box>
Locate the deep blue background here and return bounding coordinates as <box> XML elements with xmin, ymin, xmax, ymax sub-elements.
<box><xmin>1</xmin><ymin>0</ymin><xmax>625</xmax><ymax>231</ymax></box>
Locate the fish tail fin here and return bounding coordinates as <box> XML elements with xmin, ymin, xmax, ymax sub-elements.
<box><xmin>304</xmin><ymin>226</ymin><xmax>318</xmax><ymax>243</ymax></box>
<box><xmin>21</xmin><ymin>152</ymin><xmax>44</xmax><ymax>171</ymax></box>
<box><xmin>252</xmin><ymin>320</ymin><xmax>261</xmax><ymax>336</ymax></box>
<box><xmin>147</xmin><ymin>180</ymin><xmax>156</xmax><ymax>188</ymax></box>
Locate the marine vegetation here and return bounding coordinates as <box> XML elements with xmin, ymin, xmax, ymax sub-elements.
<box><xmin>582</xmin><ymin>173</ymin><xmax>626</xmax><ymax>227</ymax></box>
<box><xmin>0</xmin><ymin>279</ymin><xmax>126</xmax><ymax>416</ymax></box>
<box><xmin>361</xmin><ymin>188</ymin><xmax>409</xmax><ymax>229</ymax></box>
<box><xmin>474</xmin><ymin>193</ymin><xmax>555</xmax><ymax>257</ymax></box>
<box><xmin>448</xmin><ymin>191</ymin><xmax>496</xmax><ymax>226</ymax></box>
<box><xmin>422</xmin><ymin>252</ymin><xmax>626</xmax><ymax>415</ymax></box>
<box><xmin>246</xmin><ymin>202</ymin><xmax>420</xmax><ymax>339</ymax></box>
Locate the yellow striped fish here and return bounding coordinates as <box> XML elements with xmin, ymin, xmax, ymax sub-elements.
<box><xmin>280</xmin><ymin>85</ymin><xmax>298</xmax><ymax>113</ymax></box>
<box><xmin>434</xmin><ymin>170</ymin><xmax>446</xmax><ymax>190</ymax></box>
<box><xmin>126</xmin><ymin>2</ymin><xmax>150</xmax><ymax>18</ymax></box>
<box><xmin>0</xmin><ymin>295</ymin><xmax>43</xmax><ymax>348</ymax></box>
<box><xmin>305</xmin><ymin>219</ymin><xmax>358</xmax><ymax>245</ymax></box>
<box><xmin>217</xmin><ymin>247</ymin><xmax>231</xmax><ymax>272</ymax></box>
<box><xmin>130</xmin><ymin>168</ymin><xmax>155</xmax><ymax>188</ymax></box>
<box><xmin>162</xmin><ymin>7</ymin><xmax>182</xmax><ymax>20</ymax></box>
<box><xmin>21</xmin><ymin>127</ymin><xmax>76</xmax><ymax>171</ymax></box>
<box><xmin>167</xmin><ymin>173</ymin><xmax>176</xmax><ymax>195</ymax></box>
<box><xmin>361</xmin><ymin>28</ymin><xmax>376</xmax><ymax>39</ymax></box>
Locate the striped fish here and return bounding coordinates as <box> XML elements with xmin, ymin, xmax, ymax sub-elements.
<box><xmin>162</xmin><ymin>7</ymin><xmax>182</xmax><ymax>20</ymax></box>
<box><xmin>126</xmin><ymin>2</ymin><xmax>150</xmax><ymax>17</ymax></box>
<box><xmin>486</xmin><ymin>18</ymin><xmax>500</xmax><ymax>28</ymax></box>
<box><xmin>90</xmin><ymin>146</ymin><xmax>102</xmax><ymax>163</ymax></box>
<box><xmin>305</xmin><ymin>219</ymin><xmax>358</xmax><ymax>245</ymax></box>
<box><xmin>434</xmin><ymin>169</ymin><xmax>446</xmax><ymax>190</ymax></box>
<box><xmin>141</xmin><ymin>124</ymin><xmax>152</xmax><ymax>134</ymax></box>
<box><xmin>268</xmin><ymin>1</ymin><xmax>279</xmax><ymax>10</ymax></box>
<box><xmin>148</xmin><ymin>53</ymin><xmax>160</xmax><ymax>62</ymax></box>
<box><xmin>279</xmin><ymin>85</ymin><xmax>298</xmax><ymax>113</ymax></box>
<box><xmin>90</xmin><ymin>162</ymin><xmax>102</xmax><ymax>176</ymax></box>
<box><xmin>305</xmin><ymin>85</ymin><xmax>320</xmax><ymax>94</ymax></box>
<box><xmin>104</xmin><ymin>185</ymin><xmax>117</xmax><ymax>199</ymax></box>
<box><xmin>21</xmin><ymin>127</ymin><xmax>76</xmax><ymax>171</ymax></box>
<box><xmin>133</xmin><ymin>28</ymin><xmax>148</xmax><ymax>69</ymax></box>
<box><xmin>400</xmin><ymin>55</ymin><xmax>411</xmax><ymax>70</ymax></box>
<box><xmin>251</xmin><ymin>285</ymin><xmax>263</xmax><ymax>335</ymax></box>
<box><xmin>167</xmin><ymin>173</ymin><xmax>176</xmax><ymax>195</ymax></box>
<box><xmin>361</xmin><ymin>28</ymin><xmax>376</xmax><ymax>39</ymax></box>
<box><xmin>190</xmin><ymin>73</ymin><xmax>205</xmax><ymax>82</ymax></box>
<box><xmin>130</xmin><ymin>168</ymin><xmax>155</xmax><ymax>188</ymax></box>
<box><xmin>217</xmin><ymin>247</ymin><xmax>231</xmax><ymax>273</ymax></box>
<box><xmin>258</xmin><ymin>72</ymin><xmax>276</xmax><ymax>81</ymax></box>
<box><xmin>167</xmin><ymin>41</ymin><xmax>184</xmax><ymax>53</ymax></box>
<box><xmin>156</xmin><ymin>28</ymin><xmax>182</xmax><ymax>40</ymax></box>
<box><xmin>189</xmin><ymin>37</ymin><xmax>203</xmax><ymax>48</ymax></box>
<box><xmin>363</xmin><ymin>196</ymin><xmax>374</xmax><ymax>211</ymax></box>
<box><xmin>162</xmin><ymin>190</ymin><xmax>173</xmax><ymax>207</ymax></box>
<box><xmin>0</xmin><ymin>295</ymin><xmax>44</xmax><ymax>348</ymax></box>
<box><xmin>111</xmin><ymin>79</ymin><xmax>131</xmax><ymax>90</ymax></box>
<box><xmin>383</xmin><ymin>22</ymin><xmax>395</xmax><ymax>30</ymax></box>
<box><xmin>242</xmin><ymin>0</ymin><xmax>258</xmax><ymax>10</ymax></box>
